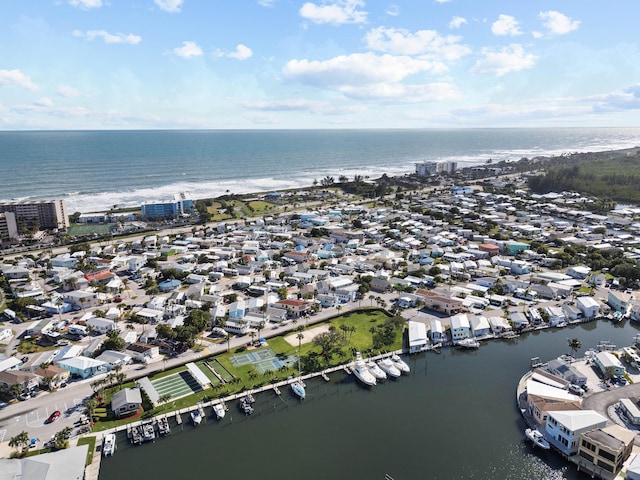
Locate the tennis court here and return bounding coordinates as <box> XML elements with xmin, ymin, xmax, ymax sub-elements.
<box><xmin>230</xmin><ymin>348</ymin><xmax>297</xmax><ymax>374</ymax></box>
<box><xmin>151</xmin><ymin>370</ymin><xmax>203</xmax><ymax>399</ymax></box>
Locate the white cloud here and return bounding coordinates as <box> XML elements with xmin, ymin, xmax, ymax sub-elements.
<box><xmin>68</xmin><ymin>0</ymin><xmax>102</xmax><ymax>9</ymax></box>
<box><xmin>227</xmin><ymin>44</ymin><xmax>253</xmax><ymax>61</ymax></box>
<box><xmin>386</xmin><ymin>4</ymin><xmax>399</xmax><ymax>16</ymax></box>
<box><xmin>491</xmin><ymin>14</ymin><xmax>521</xmax><ymax>36</ymax></box>
<box><xmin>243</xmin><ymin>98</ymin><xmax>366</xmax><ymax>115</ymax></box>
<box><xmin>299</xmin><ymin>0</ymin><xmax>367</xmax><ymax>25</ymax></box>
<box><xmin>73</xmin><ymin>30</ymin><xmax>142</xmax><ymax>44</ymax></box>
<box><xmin>434</xmin><ymin>0</ymin><xmax>451</xmax><ymax>3</ymax></box>
<box><xmin>34</xmin><ymin>97</ymin><xmax>53</xmax><ymax>108</ymax></box>
<box><xmin>154</xmin><ymin>0</ymin><xmax>184</xmax><ymax>13</ymax></box>
<box><xmin>257</xmin><ymin>0</ymin><xmax>275</xmax><ymax>6</ymax></box>
<box><xmin>0</xmin><ymin>69</ymin><xmax>38</xmax><ymax>90</ymax></box>
<box><xmin>339</xmin><ymin>82</ymin><xmax>462</xmax><ymax>102</ymax></box>
<box><xmin>471</xmin><ymin>44</ymin><xmax>536</xmax><ymax>76</ymax></box>
<box><xmin>449</xmin><ymin>16</ymin><xmax>467</xmax><ymax>29</ymax></box>
<box><xmin>593</xmin><ymin>84</ymin><xmax>640</xmax><ymax>112</ymax></box>
<box><xmin>283</xmin><ymin>52</ymin><xmax>437</xmax><ymax>87</ymax></box>
<box><xmin>364</xmin><ymin>27</ymin><xmax>470</xmax><ymax>61</ymax></box>
<box><xmin>538</xmin><ymin>11</ymin><xmax>580</xmax><ymax>36</ymax></box>
<box><xmin>56</xmin><ymin>85</ymin><xmax>82</xmax><ymax>98</ymax></box>
<box><xmin>171</xmin><ymin>41</ymin><xmax>203</xmax><ymax>58</ymax></box>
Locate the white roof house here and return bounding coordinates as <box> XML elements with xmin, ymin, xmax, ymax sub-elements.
<box><xmin>407</xmin><ymin>321</ymin><xmax>428</xmax><ymax>353</ymax></box>
<box><xmin>545</xmin><ymin>410</ymin><xmax>607</xmax><ymax>455</ymax></box>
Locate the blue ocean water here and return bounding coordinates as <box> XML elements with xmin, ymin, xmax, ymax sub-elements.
<box><xmin>1</xmin><ymin>128</ymin><xmax>639</xmax><ymax>213</ymax></box>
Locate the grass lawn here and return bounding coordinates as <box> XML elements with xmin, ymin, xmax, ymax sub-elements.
<box><xmin>90</xmin><ymin>309</ymin><xmax>402</xmax><ymax>433</ymax></box>
<box><xmin>67</xmin><ymin>223</ymin><xmax>114</xmax><ymax>236</ymax></box>
<box><xmin>247</xmin><ymin>200</ymin><xmax>275</xmax><ymax>216</ymax></box>
<box><xmin>77</xmin><ymin>436</ymin><xmax>96</xmax><ymax>465</ymax></box>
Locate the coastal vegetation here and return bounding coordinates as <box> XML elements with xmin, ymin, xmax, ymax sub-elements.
<box><xmin>527</xmin><ymin>153</ymin><xmax>640</xmax><ymax>205</ymax></box>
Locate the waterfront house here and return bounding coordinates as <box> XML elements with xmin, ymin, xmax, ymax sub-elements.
<box><xmin>415</xmin><ymin>289</ymin><xmax>465</xmax><ymax>315</ymax></box>
<box><xmin>469</xmin><ymin>315</ymin><xmax>491</xmax><ymax>338</ymax></box>
<box><xmin>429</xmin><ymin>318</ymin><xmax>445</xmax><ymax>344</ymax></box>
<box><xmin>608</xmin><ymin>290</ymin><xmax>633</xmax><ymax>314</ymax></box>
<box><xmin>407</xmin><ymin>321</ymin><xmax>428</xmax><ymax>353</ymax></box>
<box><xmin>545</xmin><ymin>359</ymin><xmax>587</xmax><ymax>386</ymax></box>
<box><xmin>489</xmin><ymin>316</ymin><xmax>512</xmax><ymax>335</ymax></box>
<box><xmin>528</xmin><ymin>394</ymin><xmax>582</xmax><ymax>427</ymax></box>
<box><xmin>111</xmin><ymin>387</ymin><xmax>143</xmax><ymax>417</ymax></box>
<box><xmin>577</xmin><ymin>425</ymin><xmax>635</xmax><ymax>478</ymax></box>
<box><xmin>545</xmin><ymin>410</ymin><xmax>607</xmax><ymax>455</ymax></box>
<box><xmin>576</xmin><ymin>296</ymin><xmax>600</xmax><ymax>319</ymax></box>
<box><xmin>544</xmin><ymin>306</ymin><xmax>566</xmax><ymax>327</ymax></box>
<box><xmin>593</xmin><ymin>351</ymin><xmax>626</xmax><ymax>378</ymax></box>
<box><xmin>450</xmin><ymin>314</ymin><xmax>470</xmax><ymax>342</ymax></box>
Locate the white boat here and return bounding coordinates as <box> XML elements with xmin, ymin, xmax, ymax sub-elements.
<box><xmin>456</xmin><ymin>338</ymin><xmax>480</xmax><ymax>349</ymax></box>
<box><xmin>352</xmin><ymin>354</ymin><xmax>377</xmax><ymax>386</ymax></box>
<box><xmin>377</xmin><ymin>357</ymin><xmax>401</xmax><ymax>378</ymax></box>
<box><xmin>391</xmin><ymin>354</ymin><xmax>410</xmax><ymax>374</ymax></box>
<box><xmin>291</xmin><ymin>380</ymin><xmax>306</xmax><ymax>400</ymax></box>
<box><xmin>190</xmin><ymin>410</ymin><xmax>202</xmax><ymax>426</ymax></box>
<box><xmin>366</xmin><ymin>360</ymin><xmax>387</xmax><ymax>380</ymax></box>
<box><xmin>102</xmin><ymin>433</ymin><xmax>116</xmax><ymax>457</ymax></box>
<box><xmin>525</xmin><ymin>428</ymin><xmax>550</xmax><ymax>449</ymax></box>
<box><xmin>213</xmin><ymin>403</ymin><xmax>226</xmax><ymax>420</ymax></box>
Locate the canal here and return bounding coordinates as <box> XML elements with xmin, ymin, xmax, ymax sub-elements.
<box><xmin>99</xmin><ymin>320</ymin><xmax>640</xmax><ymax>480</ymax></box>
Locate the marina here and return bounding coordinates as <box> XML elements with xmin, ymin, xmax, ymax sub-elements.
<box><xmin>100</xmin><ymin>321</ymin><xmax>640</xmax><ymax>480</ymax></box>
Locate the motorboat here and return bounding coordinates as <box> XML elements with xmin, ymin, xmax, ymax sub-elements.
<box><xmin>239</xmin><ymin>396</ymin><xmax>254</xmax><ymax>415</ymax></box>
<box><xmin>352</xmin><ymin>355</ymin><xmax>377</xmax><ymax>386</ymax></box>
<box><xmin>391</xmin><ymin>354</ymin><xmax>410</xmax><ymax>374</ymax></box>
<box><xmin>291</xmin><ymin>380</ymin><xmax>306</xmax><ymax>400</ymax></box>
<box><xmin>142</xmin><ymin>422</ymin><xmax>156</xmax><ymax>442</ymax></box>
<box><xmin>191</xmin><ymin>409</ymin><xmax>202</xmax><ymax>426</ymax></box>
<box><xmin>213</xmin><ymin>403</ymin><xmax>226</xmax><ymax>420</ymax></box>
<box><xmin>377</xmin><ymin>358</ymin><xmax>401</xmax><ymax>378</ymax></box>
<box><xmin>157</xmin><ymin>416</ymin><xmax>170</xmax><ymax>435</ymax></box>
<box><xmin>102</xmin><ymin>433</ymin><xmax>116</xmax><ymax>457</ymax></box>
<box><xmin>366</xmin><ymin>360</ymin><xmax>387</xmax><ymax>380</ymax></box>
<box><xmin>456</xmin><ymin>338</ymin><xmax>480</xmax><ymax>349</ymax></box>
<box><xmin>525</xmin><ymin>428</ymin><xmax>550</xmax><ymax>449</ymax></box>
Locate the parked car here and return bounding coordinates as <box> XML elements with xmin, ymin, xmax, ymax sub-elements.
<box><xmin>47</xmin><ymin>410</ymin><xmax>61</xmax><ymax>423</ymax></box>
<box><xmin>18</xmin><ymin>393</ymin><xmax>30</xmax><ymax>401</ymax></box>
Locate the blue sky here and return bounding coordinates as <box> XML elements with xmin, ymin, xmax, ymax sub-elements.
<box><xmin>1</xmin><ymin>0</ymin><xmax>640</xmax><ymax>129</ymax></box>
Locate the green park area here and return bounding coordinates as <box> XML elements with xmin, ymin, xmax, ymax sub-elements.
<box><xmin>91</xmin><ymin>309</ymin><xmax>404</xmax><ymax>431</ymax></box>
<box><xmin>67</xmin><ymin>223</ymin><xmax>115</xmax><ymax>236</ymax></box>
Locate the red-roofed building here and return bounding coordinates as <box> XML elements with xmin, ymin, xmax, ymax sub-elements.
<box><xmin>274</xmin><ymin>299</ymin><xmax>311</xmax><ymax>318</ymax></box>
<box><xmin>478</xmin><ymin>244</ymin><xmax>500</xmax><ymax>256</ymax></box>
<box><xmin>84</xmin><ymin>269</ymin><xmax>115</xmax><ymax>284</ymax></box>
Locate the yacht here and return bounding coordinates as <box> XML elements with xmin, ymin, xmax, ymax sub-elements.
<box><xmin>377</xmin><ymin>358</ymin><xmax>401</xmax><ymax>378</ymax></box>
<box><xmin>352</xmin><ymin>355</ymin><xmax>377</xmax><ymax>386</ymax></box>
<box><xmin>239</xmin><ymin>396</ymin><xmax>254</xmax><ymax>415</ymax></box>
<box><xmin>525</xmin><ymin>428</ymin><xmax>550</xmax><ymax>449</ymax></box>
<box><xmin>191</xmin><ymin>409</ymin><xmax>202</xmax><ymax>426</ymax></box>
<box><xmin>291</xmin><ymin>380</ymin><xmax>306</xmax><ymax>400</ymax></box>
<box><xmin>102</xmin><ymin>433</ymin><xmax>116</xmax><ymax>457</ymax></box>
<box><xmin>157</xmin><ymin>416</ymin><xmax>170</xmax><ymax>436</ymax></box>
<box><xmin>391</xmin><ymin>354</ymin><xmax>410</xmax><ymax>374</ymax></box>
<box><xmin>456</xmin><ymin>338</ymin><xmax>480</xmax><ymax>349</ymax></box>
<box><xmin>366</xmin><ymin>360</ymin><xmax>387</xmax><ymax>380</ymax></box>
<box><xmin>213</xmin><ymin>403</ymin><xmax>226</xmax><ymax>420</ymax></box>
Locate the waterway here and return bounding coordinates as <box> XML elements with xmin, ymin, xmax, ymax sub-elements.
<box><xmin>99</xmin><ymin>320</ymin><xmax>640</xmax><ymax>480</ymax></box>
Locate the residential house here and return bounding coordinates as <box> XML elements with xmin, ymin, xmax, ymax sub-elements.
<box><xmin>125</xmin><ymin>343</ymin><xmax>160</xmax><ymax>363</ymax></box>
<box><xmin>510</xmin><ymin>311</ymin><xmax>530</xmax><ymax>329</ymax></box>
<box><xmin>593</xmin><ymin>351</ymin><xmax>625</xmax><ymax>378</ymax></box>
<box><xmin>489</xmin><ymin>316</ymin><xmax>512</xmax><ymax>335</ymax></box>
<box><xmin>576</xmin><ymin>296</ymin><xmax>601</xmax><ymax>319</ymax></box>
<box><xmin>545</xmin><ymin>306</ymin><xmax>566</xmax><ymax>327</ymax></box>
<box><xmin>608</xmin><ymin>290</ymin><xmax>633</xmax><ymax>314</ymax></box>
<box><xmin>96</xmin><ymin>350</ymin><xmax>132</xmax><ymax>368</ymax></box>
<box><xmin>545</xmin><ymin>410</ymin><xmax>607</xmax><ymax>455</ymax></box>
<box><xmin>429</xmin><ymin>319</ymin><xmax>445</xmax><ymax>344</ymax></box>
<box><xmin>546</xmin><ymin>359</ymin><xmax>587</xmax><ymax>386</ymax></box>
<box><xmin>86</xmin><ymin>317</ymin><xmax>117</xmax><ymax>335</ymax></box>
<box><xmin>0</xmin><ymin>370</ymin><xmax>40</xmax><ymax>395</ymax></box>
<box><xmin>567</xmin><ymin>266</ymin><xmax>591</xmax><ymax>280</ymax></box>
<box><xmin>407</xmin><ymin>321</ymin><xmax>428</xmax><ymax>353</ymax></box>
<box><xmin>450</xmin><ymin>314</ymin><xmax>470</xmax><ymax>342</ymax></box>
<box><xmin>57</xmin><ymin>356</ymin><xmax>109</xmax><ymax>379</ymax></box>
<box><xmin>111</xmin><ymin>387</ymin><xmax>143</xmax><ymax>417</ymax></box>
<box><xmin>34</xmin><ymin>365</ymin><xmax>69</xmax><ymax>389</ymax></box>
<box><xmin>470</xmin><ymin>315</ymin><xmax>491</xmax><ymax>337</ymax></box>
<box><xmin>63</xmin><ymin>290</ymin><xmax>99</xmax><ymax>310</ymax></box>
<box><xmin>274</xmin><ymin>299</ymin><xmax>311</xmax><ymax>318</ymax></box>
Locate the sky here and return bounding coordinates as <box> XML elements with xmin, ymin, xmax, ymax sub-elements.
<box><xmin>1</xmin><ymin>0</ymin><xmax>640</xmax><ymax>130</ymax></box>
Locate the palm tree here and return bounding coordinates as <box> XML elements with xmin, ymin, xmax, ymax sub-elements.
<box><xmin>249</xmin><ymin>330</ymin><xmax>256</xmax><ymax>346</ymax></box>
<box><xmin>567</xmin><ymin>338</ymin><xmax>582</xmax><ymax>360</ymax></box>
<box><xmin>85</xmin><ymin>398</ymin><xmax>98</xmax><ymax>425</ymax></box>
<box><xmin>158</xmin><ymin>393</ymin><xmax>172</xmax><ymax>404</ymax></box>
<box><xmin>9</xmin><ymin>431</ymin><xmax>29</xmax><ymax>455</ymax></box>
<box><xmin>369</xmin><ymin>294</ymin><xmax>375</xmax><ymax>307</ymax></box>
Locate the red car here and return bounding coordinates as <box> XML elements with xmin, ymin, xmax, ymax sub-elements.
<box><xmin>47</xmin><ymin>410</ymin><xmax>61</xmax><ymax>423</ymax></box>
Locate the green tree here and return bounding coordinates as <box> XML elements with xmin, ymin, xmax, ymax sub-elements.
<box><xmin>8</xmin><ymin>431</ymin><xmax>29</xmax><ymax>455</ymax></box>
<box><xmin>567</xmin><ymin>338</ymin><xmax>582</xmax><ymax>359</ymax></box>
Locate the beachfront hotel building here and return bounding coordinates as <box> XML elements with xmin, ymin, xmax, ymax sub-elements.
<box><xmin>0</xmin><ymin>199</ymin><xmax>69</xmax><ymax>230</ymax></box>
<box><xmin>141</xmin><ymin>192</ymin><xmax>194</xmax><ymax>219</ymax></box>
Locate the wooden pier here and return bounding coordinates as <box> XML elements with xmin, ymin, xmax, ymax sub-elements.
<box><xmin>175</xmin><ymin>411</ymin><xmax>182</xmax><ymax>424</ymax></box>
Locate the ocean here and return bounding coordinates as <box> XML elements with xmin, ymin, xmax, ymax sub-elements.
<box><xmin>1</xmin><ymin>128</ymin><xmax>639</xmax><ymax>214</ymax></box>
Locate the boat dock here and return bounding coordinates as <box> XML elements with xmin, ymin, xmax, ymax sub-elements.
<box><xmin>175</xmin><ymin>411</ymin><xmax>182</xmax><ymax>424</ymax></box>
